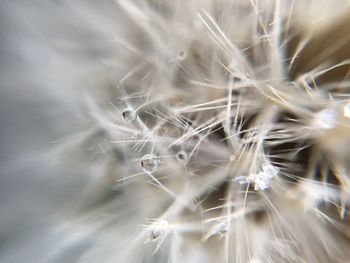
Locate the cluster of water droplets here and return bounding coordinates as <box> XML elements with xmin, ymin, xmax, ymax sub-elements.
<box><xmin>234</xmin><ymin>162</ymin><xmax>279</xmax><ymax>191</ymax></box>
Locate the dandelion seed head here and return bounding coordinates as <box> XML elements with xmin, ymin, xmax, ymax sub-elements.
<box><xmin>12</xmin><ymin>0</ymin><xmax>350</xmax><ymax>262</ymax></box>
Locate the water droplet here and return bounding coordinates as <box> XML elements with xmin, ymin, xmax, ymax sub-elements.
<box><xmin>177</xmin><ymin>50</ymin><xmax>187</xmax><ymax>61</ymax></box>
<box><xmin>121</xmin><ymin>108</ymin><xmax>137</xmax><ymax>123</ymax></box>
<box><xmin>176</xmin><ymin>151</ymin><xmax>187</xmax><ymax>162</ymax></box>
<box><xmin>148</xmin><ymin>220</ymin><xmax>169</xmax><ymax>241</ymax></box>
<box><xmin>141</xmin><ymin>154</ymin><xmax>160</xmax><ymax>173</ymax></box>
<box><xmin>149</xmin><ymin>229</ymin><xmax>161</xmax><ymax>240</ymax></box>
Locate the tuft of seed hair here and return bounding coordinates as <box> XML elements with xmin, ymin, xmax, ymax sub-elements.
<box><xmin>2</xmin><ymin>0</ymin><xmax>350</xmax><ymax>263</ymax></box>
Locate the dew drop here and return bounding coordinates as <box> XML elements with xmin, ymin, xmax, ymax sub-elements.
<box><xmin>141</xmin><ymin>154</ymin><xmax>160</xmax><ymax>173</ymax></box>
<box><xmin>176</xmin><ymin>151</ymin><xmax>187</xmax><ymax>162</ymax></box>
<box><xmin>149</xmin><ymin>229</ymin><xmax>161</xmax><ymax>241</ymax></box>
<box><xmin>177</xmin><ymin>50</ymin><xmax>187</xmax><ymax>61</ymax></box>
<box><xmin>121</xmin><ymin>108</ymin><xmax>137</xmax><ymax>123</ymax></box>
<box><xmin>148</xmin><ymin>220</ymin><xmax>169</xmax><ymax>241</ymax></box>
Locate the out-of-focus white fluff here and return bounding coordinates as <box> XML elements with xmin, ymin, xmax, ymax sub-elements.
<box><xmin>1</xmin><ymin>0</ymin><xmax>350</xmax><ymax>262</ymax></box>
